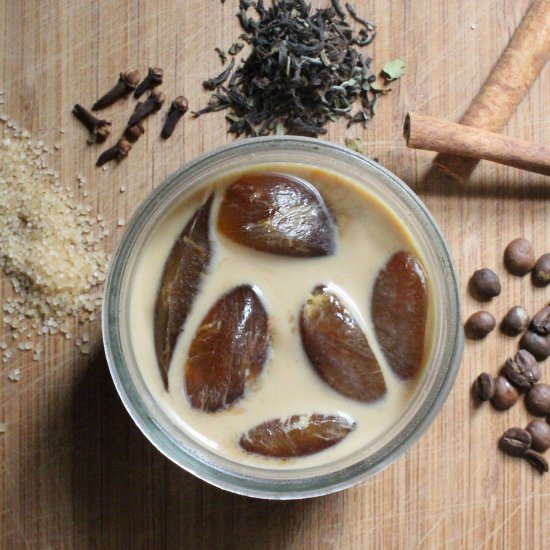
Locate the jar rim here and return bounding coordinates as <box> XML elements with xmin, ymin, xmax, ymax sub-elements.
<box><xmin>102</xmin><ymin>136</ymin><xmax>463</xmax><ymax>500</ymax></box>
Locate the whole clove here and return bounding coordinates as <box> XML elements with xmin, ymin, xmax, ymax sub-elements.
<box><xmin>96</xmin><ymin>138</ymin><xmax>132</xmax><ymax>166</ymax></box>
<box><xmin>124</xmin><ymin>102</ymin><xmax>146</xmax><ymax>143</ymax></box>
<box><xmin>127</xmin><ymin>91</ymin><xmax>166</xmax><ymax>127</ymax></box>
<box><xmin>161</xmin><ymin>96</ymin><xmax>189</xmax><ymax>139</ymax></box>
<box><xmin>92</xmin><ymin>70</ymin><xmax>141</xmax><ymax>110</ymax></box>
<box><xmin>72</xmin><ymin>104</ymin><xmax>112</xmax><ymax>143</ymax></box>
<box><xmin>124</xmin><ymin>121</ymin><xmax>145</xmax><ymax>143</ymax></box>
<box><xmin>134</xmin><ymin>67</ymin><xmax>164</xmax><ymax>99</ymax></box>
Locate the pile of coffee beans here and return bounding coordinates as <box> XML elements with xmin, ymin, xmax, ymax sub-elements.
<box><xmin>469</xmin><ymin>237</ymin><xmax>550</xmax><ymax>474</ymax></box>
<box><xmin>466</xmin><ymin>238</ymin><xmax>550</xmax><ymax>350</ymax></box>
<box><xmin>475</xmin><ymin>355</ymin><xmax>550</xmax><ymax>473</ymax></box>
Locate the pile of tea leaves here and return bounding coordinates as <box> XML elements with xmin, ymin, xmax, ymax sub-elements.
<box><xmin>195</xmin><ymin>0</ymin><xmax>384</xmax><ymax>137</ymax></box>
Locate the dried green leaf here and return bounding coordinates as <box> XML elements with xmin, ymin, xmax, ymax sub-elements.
<box><xmin>345</xmin><ymin>137</ymin><xmax>363</xmax><ymax>153</ymax></box>
<box><xmin>381</xmin><ymin>58</ymin><xmax>405</xmax><ymax>81</ymax></box>
<box><xmin>370</xmin><ymin>81</ymin><xmax>392</xmax><ymax>94</ymax></box>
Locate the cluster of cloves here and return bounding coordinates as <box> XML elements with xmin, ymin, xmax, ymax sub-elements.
<box><xmin>72</xmin><ymin>67</ymin><xmax>189</xmax><ymax>167</ymax></box>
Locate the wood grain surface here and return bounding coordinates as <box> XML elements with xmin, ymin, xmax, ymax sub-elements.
<box><xmin>1</xmin><ymin>0</ymin><xmax>550</xmax><ymax>548</ymax></box>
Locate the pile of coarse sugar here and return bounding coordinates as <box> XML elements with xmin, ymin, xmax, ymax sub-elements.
<box><xmin>0</xmin><ymin>115</ymin><xmax>108</xmax><ymax>359</ymax></box>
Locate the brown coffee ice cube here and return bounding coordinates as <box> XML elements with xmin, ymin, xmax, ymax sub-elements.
<box><xmin>239</xmin><ymin>414</ymin><xmax>355</xmax><ymax>458</ymax></box>
<box><xmin>300</xmin><ymin>285</ymin><xmax>386</xmax><ymax>402</ymax></box>
<box><xmin>185</xmin><ymin>285</ymin><xmax>269</xmax><ymax>412</ymax></box>
<box><xmin>154</xmin><ymin>194</ymin><xmax>214</xmax><ymax>388</ymax></box>
<box><xmin>217</xmin><ymin>172</ymin><xmax>335</xmax><ymax>257</ymax></box>
<box><xmin>371</xmin><ymin>251</ymin><xmax>428</xmax><ymax>380</ymax></box>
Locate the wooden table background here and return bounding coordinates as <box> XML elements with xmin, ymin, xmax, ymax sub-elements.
<box><xmin>1</xmin><ymin>0</ymin><xmax>550</xmax><ymax>548</ymax></box>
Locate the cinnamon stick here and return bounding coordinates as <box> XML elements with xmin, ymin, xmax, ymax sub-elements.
<box><xmin>406</xmin><ymin>112</ymin><xmax>550</xmax><ymax>177</ymax></box>
<box><xmin>433</xmin><ymin>0</ymin><xmax>550</xmax><ymax>181</ymax></box>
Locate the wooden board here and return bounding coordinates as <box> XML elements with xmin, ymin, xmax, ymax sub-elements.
<box><xmin>1</xmin><ymin>0</ymin><xmax>550</xmax><ymax>547</ymax></box>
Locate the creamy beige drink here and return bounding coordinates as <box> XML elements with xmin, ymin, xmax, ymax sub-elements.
<box><xmin>129</xmin><ymin>163</ymin><xmax>432</xmax><ymax>469</ymax></box>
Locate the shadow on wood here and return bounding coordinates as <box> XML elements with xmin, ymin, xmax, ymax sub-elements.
<box><xmin>57</xmin><ymin>348</ymin><xmax>331</xmax><ymax>549</ymax></box>
<box><xmin>410</xmin><ymin>166</ymin><xmax>550</xmax><ymax>201</ymax></box>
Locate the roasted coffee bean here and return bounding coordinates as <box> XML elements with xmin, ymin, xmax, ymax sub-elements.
<box><xmin>525</xmin><ymin>384</ymin><xmax>550</xmax><ymax>416</ymax></box>
<box><xmin>524</xmin><ymin>450</ymin><xmax>549</xmax><ymax>474</ymax></box>
<box><xmin>475</xmin><ymin>372</ymin><xmax>496</xmax><ymax>401</ymax></box>
<box><xmin>532</xmin><ymin>253</ymin><xmax>550</xmax><ymax>287</ymax></box>
<box><xmin>491</xmin><ymin>376</ymin><xmax>520</xmax><ymax>410</ymax></box>
<box><xmin>469</xmin><ymin>268</ymin><xmax>501</xmax><ymax>301</ymax></box>
<box><xmin>526</xmin><ymin>419</ymin><xmax>550</xmax><ymax>453</ymax></box>
<box><xmin>531</xmin><ymin>306</ymin><xmax>550</xmax><ymax>335</ymax></box>
<box><xmin>504</xmin><ymin>238</ymin><xmax>536</xmax><ymax>276</ymax></box>
<box><xmin>465</xmin><ymin>311</ymin><xmax>496</xmax><ymax>339</ymax></box>
<box><xmin>520</xmin><ymin>330</ymin><xmax>550</xmax><ymax>361</ymax></box>
<box><xmin>500</xmin><ymin>306</ymin><xmax>530</xmax><ymax>336</ymax></box>
<box><xmin>503</xmin><ymin>350</ymin><xmax>541</xmax><ymax>390</ymax></box>
<box><xmin>499</xmin><ymin>427</ymin><xmax>531</xmax><ymax>457</ymax></box>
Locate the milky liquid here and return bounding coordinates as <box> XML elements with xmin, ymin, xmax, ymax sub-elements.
<box><xmin>129</xmin><ymin>163</ymin><xmax>433</xmax><ymax>470</ymax></box>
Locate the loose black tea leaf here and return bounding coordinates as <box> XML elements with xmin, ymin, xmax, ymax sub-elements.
<box><xmin>203</xmin><ymin>58</ymin><xmax>235</xmax><ymax>90</ymax></box>
<box><xmin>345</xmin><ymin>2</ymin><xmax>376</xmax><ymax>31</ymax></box>
<box><xmin>228</xmin><ymin>42</ymin><xmax>245</xmax><ymax>56</ymax></box>
<box><xmin>195</xmin><ymin>0</ymin><xmax>382</xmax><ymax>137</ymax></box>
<box><xmin>331</xmin><ymin>0</ymin><xmax>345</xmax><ymax>19</ymax></box>
<box><xmin>215</xmin><ymin>47</ymin><xmax>228</xmax><ymax>65</ymax></box>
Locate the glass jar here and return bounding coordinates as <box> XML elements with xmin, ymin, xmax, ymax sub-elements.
<box><xmin>102</xmin><ymin>136</ymin><xmax>463</xmax><ymax>500</ymax></box>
